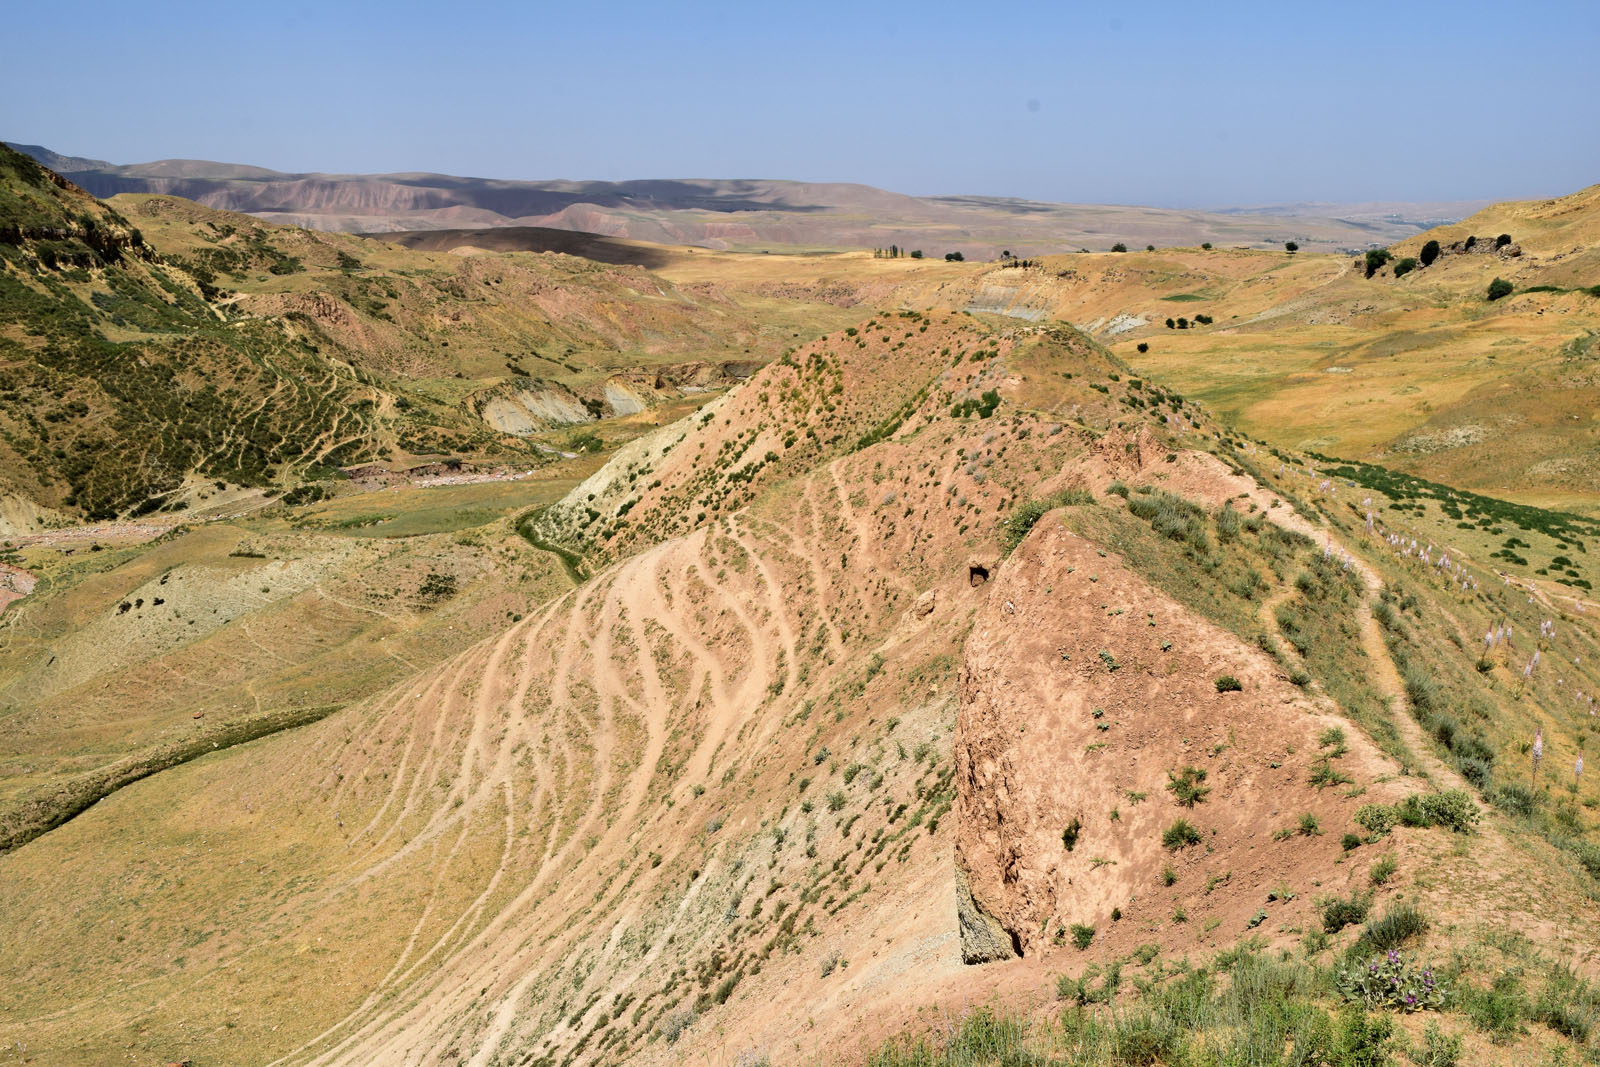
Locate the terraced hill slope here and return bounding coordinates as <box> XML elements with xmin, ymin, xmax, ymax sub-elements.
<box><xmin>6</xmin><ymin>307</ymin><xmax>1600</xmax><ymax>1067</ymax></box>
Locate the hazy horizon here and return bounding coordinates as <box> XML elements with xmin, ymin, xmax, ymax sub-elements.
<box><xmin>6</xmin><ymin>0</ymin><xmax>1597</xmax><ymax>209</ymax></box>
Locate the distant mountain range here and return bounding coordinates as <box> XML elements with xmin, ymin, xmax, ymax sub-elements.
<box><xmin>6</xmin><ymin>143</ymin><xmax>1483</xmax><ymax>257</ymax></box>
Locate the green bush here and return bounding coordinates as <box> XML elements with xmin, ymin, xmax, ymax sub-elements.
<box><xmin>1070</xmin><ymin>922</ymin><xmax>1095</xmax><ymax>950</ymax></box>
<box><xmin>1419</xmin><ymin>239</ymin><xmax>1441</xmax><ymax>267</ymax></box>
<box><xmin>1398</xmin><ymin>790</ymin><xmax>1480</xmax><ymax>833</ymax></box>
<box><xmin>1321</xmin><ymin>892</ymin><xmax>1371</xmax><ymax>933</ymax></box>
<box><xmin>1162</xmin><ymin>818</ymin><xmax>1203</xmax><ymax>850</ymax></box>
<box><xmin>1359</xmin><ymin>902</ymin><xmax>1428</xmax><ymax>951</ymax></box>
<box><xmin>1001</xmin><ymin>488</ymin><xmax>1094</xmax><ymax>554</ymax></box>
<box><xmin>1364</xmin><ymin>249</ymin><xmax>1393</xmax><ymax>278</ymax></box>
<box><xmin>1465</xmin><ymin>972</ymin><xmax>1526</xmax><ymax>1042</ymax></box>
<box><xmin>1214</xmin><ymin>674</ymin><xmax>1243</xmax><ymax>693</ymax></box>
<box><xmin>1534</xmin><ymin>965</ymin><xmax>1600</xmax><ymax>1043</ymax></box>
<box><xmin>1392</xmin><ymin>256</ymin><xmax>1418</xmax><ymax>278</ymax></box>
<box><xmin>1486</xmin><ymin>277</ymin><xmax>1514</xmax><ymax>301</ymax></box>
<box><xmin>1166</xmin><ymin>766</ymin><xmax>1210</xmax><ymax>807</ymax></box>
<box><xmin>1354</xmin><ymin>804</ymin><xmax>1397</xmax><ymax>837</ymax></box>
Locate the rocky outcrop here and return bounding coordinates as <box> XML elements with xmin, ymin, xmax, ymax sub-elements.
<box><xmin>477</xmin><ymin>379</ymin><xmax>595</xmax><ymax>434</ymax></box>
<box><xmin>954</xmin><ymin>512</ymin><xmax>1401</xmax><ymax>957</ymax></box>
<box><xmin>956</xmin><ymin>866</ymin><xmax>1018</xmax><ymax>964</ymax></box>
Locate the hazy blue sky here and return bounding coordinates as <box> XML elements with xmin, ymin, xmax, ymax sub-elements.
<box><xmin>5</xmin><ymin>0</ymin><xmax>1596</xmax><ymax>206</ymax></box>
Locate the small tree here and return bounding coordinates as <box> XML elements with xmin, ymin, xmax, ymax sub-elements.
<box><xmin>1201</xmin><ymin>242</ymin><xmax>1213</xmax><ymax>250</ymax></box>
<box><xmin>1285</xmin><ymin>241</ymin><xmax>1299</xmax><ymax>254</ymax></box>
<box><xmin>1176</xmin><ymin>317</ymin><xmax>1190</xmax><ymax>329</ymax></box>
<box><xmin>1165</xmin><ymin>318</ymin><xmax>1176</xmax><ymax>329</ymax></box>
<box><xmin>944</xmin><ymin>251</ymin><xmax>964</xmax><ymax>262</ymax></box>
<box><xmin>909</xmin><ymin>249</ymin><xmax>923</xmax><ymax>259</ymax></box>
<box><xmin>1392</xmin><ymin>257</ymin><xmax>1418</xmax><ymax>278</ymax></box>
<box><xmin>1463</xmin><ymin>235</ymin><xmax>1477</xmax><ymax>250</ymax></box>
<box><xmin>1136</xmin><ymin>342</ymin><xmax>1149</xmax><ymax>353</ymax></box>
<box><xmin>1146</xmin><ymin>244</ymin><xmax>1155</xmax><ymax>251</ymax></box>
<box><xmin>1111</xmin><ymin>242</ymin><xmax>1128</xmax><ymax>253</ymax></box>
<box><xmin>1364</xmin><ymin>249</ymin><xmax>1393</xmax><ymax>278</ymax></box>
<box><xmin>1419</xmin><ymin>239</ymin><xmax>1440</xmax><ymax>267</ymax></box>
<box><xmin>1487</xmin><ymin>277</ymin><xmax>1514</xmax><ymax>301</ymax></box>
<box><xmin>1495</xmin><ymin>233</ymin><xmax>1512</xmax><ymax>248</ymax></box>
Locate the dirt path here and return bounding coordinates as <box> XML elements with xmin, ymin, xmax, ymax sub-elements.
<box><xmin>1223</xmin><ymin>471</ymin><xmax>1465</xmax><ymax>791</ymax></box>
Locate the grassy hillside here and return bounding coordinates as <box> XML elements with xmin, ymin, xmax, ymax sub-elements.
<box><xmin>0</xmin><ymin>148</ymin><xmax>887</xmax><ymax>525</ymax></box>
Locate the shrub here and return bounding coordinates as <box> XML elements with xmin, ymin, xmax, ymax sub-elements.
<box><xmin>1001</xmin><ymin>489</ymin><xmax>1094</xmax><ymax>554</ymax></box>
<box><xmin>1212</xmin><ymin>674</ymin><xmax>1243</xmax><ymax>693</ymax></box>
<box><xmin>658</xmin><ymin>1007</ymin><xmax>697</xmax><ymax>1043</ymax></box>
<box><xmin>1111</xmin><ymin>243</ymin><xmax>1128</xmax><ymax>253</ymax></box>
<box><xmin>1166</xmin><ymin>766</ymin><xmax>1210</xmax><ymax>807</ymax></box>
<box><xmin>1359</xmin><ymin>902</ymin><xmax>1428</xmax><ymax>951</ymax></box>
<box><xmin>1162</xmin><ymin>818</ymin><xmax>1202</xmax><ymax>850</ymax></box>
<box><xmin>1321</xmin><ymin>892</ymin><xmax>1371</xmax><ymax>932</ymax></box>
<box><xmin>1298</xmin><ymin>812</ymin><xmax>1322</xmax><ymax>836</ymax></box>
<box><xmin>1062</xmin><ymin>817</ymin><xmax>1082</xmax><ymax>851</ymax></box>
<box><xmin>1533</xmin><ymin>965</ymin><xmax>1600</xmax><ymax>1042</ymax></box>
<box><xmin>1466</xmin><ymin>972</ymin><xmax>1526</xmax><ymax>1041</ymax></box>
<box><xmin>1411</xmin><ymin>1020</ymin><xmax>1463</xmax><ymax>1067</ymax></box>
<box><xmin>1493</xmin><ymin>783</ymin><xmax>1537</xmax><ymax>818</ymax></box>
<box><xmin>944</xmin><ymin>251</ymin><xmax>964</xmax><ymax>261</ymax></box>
<box><xmin>1392</xmin><ymin>256</ymin><xmax>1418</xmax><ymax>278</ymax></box>
<box><xmin>1495</xmin><ymin>233</ymin><xmax>1512</xmax><ymax>248</ymax></box>
<box><xmin>1364</xmin><ymin>249</ymin><xmax>1393</xmax><ymax>278</ymax></box>
<box><xmin>1136</xmin><ymin>342</ymin><xmax>1149</xmax><ymax>353</ymax></box>
<box><xmin>1070</xmin><ymin>922</ymin><xmax>1095</xmax><ymax>950</ymax></box>
<box><xmin>1368</xmin><ymin>853</ymin><xmax>1398</xmax><ymax>884</ymax></box>
<box><xmin>1201</xmin><ymin>242</ymin><xmax>1212</xmax><ymax>249</ymax></box>
<box><xmin>1312</xmin><ymin>758</ymin><xmax>1350</xmax><ymax>793</ymax></box>
<box><xmin>1338</xmin><ymin>950</ymin><xmax>1447</xmax><ymax>1012</ymax></box>
<box><xmin>1341</xmin><ymin>833</ymin><xmax>1363</xmax><ymax>851</ymax></box>
<box><xmin>1419</xmin><ymin>239</ymin><xmax>1441</xmax><ymax>267</ymax></box>
<box><xmin>1354</xmin><ymin>804</ymin><xmax>1397</xmax><ymax>836</ymax></box>
<box><xmin>1398</xmin><ymin>790</ymin><xmax>1479</xmax><ymax>833</ymax></box>
<box><xmin>827</xmin><ymin>790</ymin><xmax>846</xmax><ymax>812</ymax></box>
<box><xmin>1486</xmin><ymin>277</ymin><xmax>1513</xmax><ymax>301</ymax></box>
<box><xmin>1285</xmin><ymin>241</ymin><xmax>1299</xmax><ymax>253</ymax></box>
<box><xmin>1161</xmin><ymin>865</ymin><xmax>1177</xmax><ymax>886</ymax></box>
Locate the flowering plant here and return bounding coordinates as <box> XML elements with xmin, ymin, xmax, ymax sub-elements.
<box><xmin>1337</xmin><ymin>950</ymin><xmax>1449</xmax><ymax>1012</ymax></box>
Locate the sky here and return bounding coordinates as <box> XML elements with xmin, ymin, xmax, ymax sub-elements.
<box><xmin>5</xmin><ymin>0</ymin><xmax>1598</xmax><ymax>208</ymax></box>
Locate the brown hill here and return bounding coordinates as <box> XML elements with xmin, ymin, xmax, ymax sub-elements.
<box><xmin>8</xmin><ymin>144</ymin><xmax>1472</xmax><ymax>255</ymax></box>
<box><xmin>375</xmin><ymin>225</ymin><xmax>679</xmax><ymax>268</ymax></box>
